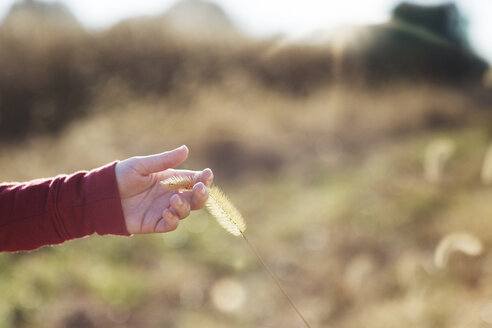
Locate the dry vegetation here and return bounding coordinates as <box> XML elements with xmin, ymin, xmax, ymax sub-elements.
<box><xmin>1</xmin><ymin>1</ymin><xmax>492</xmax><ymax>328</ymax></box>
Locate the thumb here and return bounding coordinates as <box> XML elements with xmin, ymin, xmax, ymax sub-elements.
<box><xmin>135</xmin><ymin>145</ymin><xmax>189</xmax><ymax>175</ymax></box>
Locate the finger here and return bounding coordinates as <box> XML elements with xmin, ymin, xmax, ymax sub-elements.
<box><xmin>190</xmin><ymin>182</ymin><xmax>209</xmax><ymax>210</ymax></box>
<box><xmin>167</xmin><ymin>183</ymin><xmax>207</xmax><ymax>211</ymax></box>
<box><xmin>135</xmin><ymin>145</ymin><xmax>189</xmax><ymax>175</ymax></box>
<box><xmin>201</xmin><ymin>168</ymin><xmax>214</xmax><ymax>187</ymax></box>
<box><xmin>170</xmin><ymin>194</ymin><xmax>191</xmax><ymax>220</ymax></box>
<box><xmin>140</xmin><ymin>205</ymin><xmax>163</xmax><ymax>233</ymax></box>
<box><xmin>155</xmin><ymin>209</ymin><xmax>180</xmax><ymax>233</ymax></box>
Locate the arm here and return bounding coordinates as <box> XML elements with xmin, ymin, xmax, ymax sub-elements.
<box><xmin>0</xmin><ymin>145</ymin><xmax>212</xmax><ymax>252</ymax></box>
<box><xmin>0</xmin><ymin>162</ymin><xmax>129</xmax><ymax>252</ymax></box>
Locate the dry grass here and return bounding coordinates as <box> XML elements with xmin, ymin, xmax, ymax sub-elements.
<box><xmin>1</xmin><ymin>78</ymin><xmax>491</xmax><ymax>327</ymax></box>
<box><xmin>1</xmin><ymin>7</ymin><xmax>492</xmax><ymax>328</ymax></box>
<box><xmin>204</xmin><ymin>186</ymin><xmax>246</xmax><ymax>237</ymax></box>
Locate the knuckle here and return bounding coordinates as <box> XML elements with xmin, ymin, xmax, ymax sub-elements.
<box><xmin>167</xmin><ymin>217</ymin><xmax>179</xmax><ymax>231</ymax></box>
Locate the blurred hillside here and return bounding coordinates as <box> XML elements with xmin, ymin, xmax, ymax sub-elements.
<box><xmin>1</xmin><ymin>1</ymin><xmax>492</xmax><ymax>328</ymax></box>
<box><xmin>0</xmin><ymin>0</ymin><xmax>489</xmax><ymax>141</ymax></box>
<box><xmin>161</xmin><ymin>0</ymin><xmax>241</xmax><ymax>41</ymax></box>
<box><xmin>330</xmin><ymin>2</ymin><xmax>488</xmax><ymax>85</ymax></box>
<box><xmin>2</xmin><ymin>0</ymin><xmax>82</xmax><ymax>35</ymax></box>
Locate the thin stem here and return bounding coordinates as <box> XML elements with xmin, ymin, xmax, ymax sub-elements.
<box><xmin>241</xmin><ymin>232</ymin><xmax>311</xmax><ymax>328</ymax></box>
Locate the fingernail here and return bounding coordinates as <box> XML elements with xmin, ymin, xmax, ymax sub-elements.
<box><xmin>175</xmin><ymin>195</ymin><xmax>183</xmax><ymax>207</ymax></box>
<box><xmin>203</xmin><ymin>168</ymin><xmax>213</xmax><ymax>184</ymax></box>
<box><xmin>198</xmin><ymin>183</ymin><xmax>207</xmax><ymax>196</ymax></box>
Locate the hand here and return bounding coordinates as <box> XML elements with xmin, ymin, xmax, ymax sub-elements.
<box><xmin>114</xmin><ymin>145</ymin><xmax>213</xmax><ymax>234</ymax></box>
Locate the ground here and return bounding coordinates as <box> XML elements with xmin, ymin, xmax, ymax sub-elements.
<box><xmin>1</xmin><ymin>80</ymin><xmax>492</xmax><ymax>327</ymax></box>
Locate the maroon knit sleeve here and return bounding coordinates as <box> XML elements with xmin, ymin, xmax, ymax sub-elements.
<box><xmin>0</xmin><ymin>162</ymin><xmax>130</xmax><ymax>252</ymax></box>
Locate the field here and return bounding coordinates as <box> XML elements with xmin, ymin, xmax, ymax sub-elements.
<box><xmin>1</xmin><ymin>3</ymin><xmax>492</xmax><ymax>327</ymax></box>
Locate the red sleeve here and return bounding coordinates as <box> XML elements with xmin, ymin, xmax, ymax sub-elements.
<box><xmin>0</xmin><ymin>162</ymin><xmax>130</xmax><ymax>252</ymax></box>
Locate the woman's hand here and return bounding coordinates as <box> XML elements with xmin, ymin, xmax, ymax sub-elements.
<box><xmin>115</xmin><ymin>145</ymin><xmax>213</xmax><ymax>234</ymax></box>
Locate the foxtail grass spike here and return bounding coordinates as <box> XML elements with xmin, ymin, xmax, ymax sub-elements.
<box><xmin>434</xmin><ymin>232</ymin><xmax>483</xmax><ymax>269</ymax></box>
<box><xmin>160</xmin><ymin>175</ymin><xmax>196</xmax><ymax>191</ymax></box>
<box><xmin>204</xmin><ymin>185</ymin><xmax>311</xmax><ymax>328</ymax></box>
<box><xmin>205</xmin><ymin>186</ymin><xmax>246</xmax><ymax>236</ymax></box>
<box><xmin>159</xmin><ymin>178</ymin><xmax>311</xmax><ymax>327</ymax></box>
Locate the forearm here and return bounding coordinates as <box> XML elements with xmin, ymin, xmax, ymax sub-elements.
<box><xmin>0</xmin><ymin>162</ymin><xmax>130</xmax><ymax>252</ymax></box>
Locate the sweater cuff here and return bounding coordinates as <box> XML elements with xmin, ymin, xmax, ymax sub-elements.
<box><xmin>84</xmin><ymin>161</ymin><xmax>131</xmax><ymax>236</ymax></box>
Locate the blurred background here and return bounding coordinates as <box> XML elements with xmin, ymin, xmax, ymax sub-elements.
<box><xmin>0</xmin><ymin>0</ymin><xmax>491</xmax><ymax>327</ymax></box>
